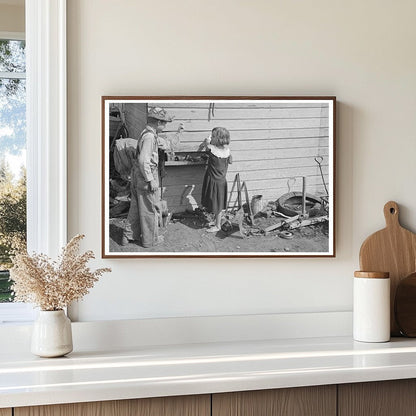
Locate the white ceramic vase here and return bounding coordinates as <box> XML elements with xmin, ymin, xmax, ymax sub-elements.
<box><xmin>31</xmin><ymin>310</ymin><xmax>73</xmax><ymax>357</ymax></box>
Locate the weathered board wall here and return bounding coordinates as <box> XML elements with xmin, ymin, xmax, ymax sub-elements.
<box><xmin>109</xmin><ymin>103</ymin><xmax>147</xmax><ymax>140</ymax></box>
<box><xmin>154</xmin><ymin>102</ymin><xmax>330</xmax><ymax>214</ymax></box>
<box><xmin>124</xmin><ymin>103</ymin><xmax>147</xmax><ymax>139</ymax></box>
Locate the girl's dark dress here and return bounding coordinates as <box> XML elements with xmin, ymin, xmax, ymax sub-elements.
<box><xmin>201</xmin><ymin>147</ymin><xmax>231</xmax><ymax>214</ymax></box>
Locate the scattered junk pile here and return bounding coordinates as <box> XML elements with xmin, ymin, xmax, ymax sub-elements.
<box><xmin>109</xmin><ymin>105</ymin><xmax>135</xmax><ymax>219</ymax></box>
<box><xmin>219</xmin><ymin>156</ymin><xmax>329</xmax><ymax>240</ymax></box>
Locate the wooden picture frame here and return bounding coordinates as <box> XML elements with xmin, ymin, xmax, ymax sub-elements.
<box><xmin>102</xmin><ymin>96</ymin><xmax>336</xmax><ymax>258</ymax></box>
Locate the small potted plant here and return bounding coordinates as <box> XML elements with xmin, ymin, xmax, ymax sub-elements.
<box><xmin>10</xmin><ymin>234</ymin><xmax>111</xmax><ymax>357</ymax></box>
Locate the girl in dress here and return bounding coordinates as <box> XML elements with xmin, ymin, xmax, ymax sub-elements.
<box><xmin>201</xmin><ymin>127</ymin><xmax>232</xmax><ymax>233</ymax></box>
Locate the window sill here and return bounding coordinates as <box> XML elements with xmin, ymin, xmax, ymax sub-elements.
<box><xmin>0</xmin><ymin>303</ymin><xmax>36</xmax><ymax>324</ymax></box>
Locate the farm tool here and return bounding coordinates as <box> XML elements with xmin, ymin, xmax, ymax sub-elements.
<box><xmin>222</xmin><ymin>174</ymin><xmax>259</xmax><ymax>238</ymax></box>
<box><xmin>314</xmin><ymin>156</ymin><xmax>330</xmax><ymax>214</ymax></box>
<box><xmin>263</xmin><ymin>214</ymin><xmax>329</xmax><ymax>236</ymax></box>
<box><xmin>159</xmin><ymin>175</ymin><xmax>169</xmax><ymax>228</ymax></box>
<box><xmin>314</xmin><ymin>156</ymin><xmax>328</xmax><ymax>196</ymax></box>
<box><xmin>222</xmin><ymin>173</ymin><xmax>244</xmax><ymax>235</ymax></box>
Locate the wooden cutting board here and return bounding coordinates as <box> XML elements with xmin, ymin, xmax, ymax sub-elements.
<box><xmin>395</xmin><ymin>272</ymin><xmax>416</xmax><ymax>337</ymax></box>
<box><xmin>359</xmin><ymin>201</ymin><xmax>416</xmax><ymax>336</ymax></box>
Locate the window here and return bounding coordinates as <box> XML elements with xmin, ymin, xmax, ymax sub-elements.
<box><xmin>0</xmin><ymin>36</ymin><xmax>26</xmax><ymax>302</ymax></box>
<box><xmin>0</xmin><ymin>33</ymin><xmax>34</xmax><ymax>322</ymax></box>
<box><xmin>0</xmin><ymin>1</ymin><xmax>67</xmax><ymax>324</ymax></box>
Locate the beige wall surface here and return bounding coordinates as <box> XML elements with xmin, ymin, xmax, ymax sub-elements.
<box><xmin>0</xmin><ymin>4</ymin><xmax>24</xmax><ymax>33</ymax></box>
<box><xmin>67</xmin><ymin>0</ymin><xmax>416</xmax><ymax>321</ymax></box>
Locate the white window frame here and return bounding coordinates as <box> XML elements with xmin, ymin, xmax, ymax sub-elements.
<box><xmin>0</xmin><ymin>0</ymin><xmax>67</xmax><ymax>324</ymax></box>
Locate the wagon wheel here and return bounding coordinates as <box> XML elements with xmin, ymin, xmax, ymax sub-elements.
<box><xmin>277</xmin><ymin>192</ymin><xmax>322</xmax><ymax>217</ymax></box>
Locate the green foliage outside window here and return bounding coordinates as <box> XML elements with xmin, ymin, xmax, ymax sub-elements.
<box><xmin>0</xmin><ymin>162</ymin><xmax>26</xmax><ymax>302</ymax></box>
<box><xmin>0</xmin><ymin>39</ymin><xmax>26</xmax><ymax>302</ymax></box>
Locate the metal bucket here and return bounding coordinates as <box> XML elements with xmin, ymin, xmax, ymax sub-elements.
<box><xmin>251</xmin><ymin>195</ymin><xmax>264</xmax><ymax>215</ymax></box>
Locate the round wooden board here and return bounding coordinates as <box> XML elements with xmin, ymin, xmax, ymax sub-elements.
<box><xmin>395</xmin><ymin>272</ymin><xmax>416</xmax><ymax>337</ymax></box>
<box><xmin>360</xmin><ymin>201</ymin><xmax>416</xmax><ymax>336</ymax></box>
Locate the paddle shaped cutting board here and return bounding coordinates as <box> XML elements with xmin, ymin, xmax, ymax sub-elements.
<box><xmin>359</xmin><ymin>201</ymin><xmax>416</xmax><ymax>336</ymax></box>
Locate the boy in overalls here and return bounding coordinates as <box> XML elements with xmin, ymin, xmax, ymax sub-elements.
<box><xmin>122</xmin><ymin>107</ymin><xmax>173</xmax><ymax>247</ymax></box>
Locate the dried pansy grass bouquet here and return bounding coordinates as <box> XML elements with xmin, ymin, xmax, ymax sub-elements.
<box><xmin>10</xmin><ymin>234</ymin><xmax>111</xmax><ymax>311</ymax></box>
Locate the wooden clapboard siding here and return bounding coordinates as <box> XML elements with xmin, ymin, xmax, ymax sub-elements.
<box><xmin>231</xmin><ymin>156</ymin><xmax>326</xmax><ymax>170</ymax></box>
<box><xmin>167</xmin><ymin>118</ymin><xmax>328</xmax><ymax>132</ymax></box>
<box><xmin>230</xmin><ymin>148</ymin><xmax>328</xmax><ymax>164</ymax></box>
<box><xmin>162</xmin><ymin>174</ymin><xmax>327</xmax><ymax>199</ymax></box>
<box><xmin>158</xmin><ymin>106</ymin><xmax>329</xmax><ymax>120</ymax></box>
<box><xmin>176</xmin><ymin>128</ymin><xmax>329</xmax><ymax>145</ymax></box>
<box><xmin>176</xmin><ymin>135</ymin><xmax>329</xmax><ymax>153</ymax></box>
<box><xmin>229</xmin><ymin>161</ymin><xmax>328</xmax><ymax>175</ymax></box>
<box><xmin>124</xmin><ymin>103</ymin><xmax>147</xmax><ymax>139</ymax></box>
<box><xmin>153</xmin><ymin>102</ymin><xmax>325</xmax><ymax>108</ymax></box>
<box><xmin>158</xmin><ymin>102</ymin><xmax>329</xmax><ymax>212</ymax></box>
<box><xmin>163</xmin><ymin>167</ymin><xmax>327</xmax><ymax>193</ymax></box>
<box><xmin>230</xmin><ymin>137</ymin><xmax>328</xmax><ymax>151</ymax></box>
<box><xmin>236</xmin><ymin>175</ymin><xmax>328</xmax><ymax>192</ymax></box>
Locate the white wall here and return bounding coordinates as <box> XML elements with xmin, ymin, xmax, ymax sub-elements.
<box><xmin>67</xmin><ymin>0</ymin><xmax>416</xmax><ymax>322</ymax></box>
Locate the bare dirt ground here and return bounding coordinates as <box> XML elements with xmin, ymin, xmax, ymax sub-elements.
<box><xmin>109</xmin><ymin>212</ymin><xmax>329</xmax><ymax>254</ymax></box>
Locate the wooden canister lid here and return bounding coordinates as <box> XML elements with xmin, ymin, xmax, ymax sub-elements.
<box><xmin>354</xmin><ymin>271</ymin><xmax>389</xmax><ymax>279</ymax></box>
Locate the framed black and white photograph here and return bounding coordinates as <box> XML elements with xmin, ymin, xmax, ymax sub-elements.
<box><xmin>102</xmin><ymin>96</ymin><xmax>335</xmax><ymax>258</ymax></box>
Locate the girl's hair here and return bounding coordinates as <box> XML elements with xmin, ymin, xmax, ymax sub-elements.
<box><xmin>212</xmin><ymin>127</ymin><xmax>230</xmax><ymax>146</ymax></box>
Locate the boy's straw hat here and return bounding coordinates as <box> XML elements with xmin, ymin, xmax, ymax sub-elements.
<box><xmin>148</xmin><ymin>107</ymin><xmax>173</xmax><ymax>122</ymax></box>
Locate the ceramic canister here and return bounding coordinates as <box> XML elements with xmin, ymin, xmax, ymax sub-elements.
<box><xmin>353</xmin><ymin>271</ymin><xmax>390</xmax><ymax>343</ymax></box>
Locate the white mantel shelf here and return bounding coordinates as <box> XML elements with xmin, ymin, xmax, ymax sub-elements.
<box><xmin>2</xmin><ymin>335</ymin><xmax>416</xmax><ymax>409</ymax></box>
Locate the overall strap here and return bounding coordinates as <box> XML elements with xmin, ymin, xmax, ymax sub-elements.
<box><xmin>136</xmin><ymin>127</ymin><xmax>157</xmax><ymax>157</ymax></box>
